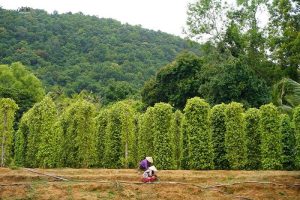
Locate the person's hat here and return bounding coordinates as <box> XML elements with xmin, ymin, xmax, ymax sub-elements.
<box><xmin>149</xmin><ymin>166</ymin><xmax>158</xmax><ymax>172</ymax></box>
<box><xmin>146</xmin><ymin>157</ymin><xmax>153</xmax><ymax>163</ymax></box>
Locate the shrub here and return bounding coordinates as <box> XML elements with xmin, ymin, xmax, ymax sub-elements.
<box><xmin>293</xmin><ymin>106</ymin><xmax>300</xmax><ymax>169</ymax></box>
<box><xmin>152</xmin><ymin>103</ymin><xmax>175</xmax><ymax>169</ymax></box>
<box><xmin>184</xmin><ymin>97</ymin><xmax>214</xmax><ymax>169</ymax></box>
<box><xmin>281</xmin><ymin>114</ymin><xmax>295</xmax><ymax>170</ymax></box>
<box><xmin>210</xmin><ymin>103</ymin><xmax>228</xmax><ymax>169</ymax></box>
<box><xmin>170</xmin><ymin>110</ymin><xmax>183</xmax><ymax>169</ymax></box>
<box><xmin>260</xmin><ymin>103</ymin><xmax>283</xmax><ymax>169</ymax></box>
<box><xmin>245</xmin><ymin>108</ymin><xmax>261</xmax><ymax>169</ymax></box>
<box><xmin>225</xmin><ymin>102</ymin><xmax>247</xmax><ymax>169</ymax></box>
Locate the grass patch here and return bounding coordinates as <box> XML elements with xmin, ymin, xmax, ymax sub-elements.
<box><xmin>67</xmin><ymin>185</ymin><xmax>74</xmax><ymax>200</ymax></box>
<box><xmin>106</xmin><ymin>190</ymin><xmax>115</xmax><ymax>199</ymax></box>
<box><xmin>279</xmin><ymin>191</ymin><xmax>286</xmax><ymax>196</ymax></box>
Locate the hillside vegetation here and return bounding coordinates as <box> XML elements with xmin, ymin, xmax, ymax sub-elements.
<box><xmin>0</xmin><ymin>7</ymin><xmax>199</xmax><ymax>104</ymax></box>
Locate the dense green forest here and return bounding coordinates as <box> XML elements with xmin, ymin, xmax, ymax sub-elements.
<box><xmin>142</xmin><ymin>0</ymin><xmax>300</xmax><ymax>109</ymax></box>
<box><xmin>0</xmin><ymin>0</ymin><xmax>299</xmax><ymax>170</ymax></box>
<box><xmin>0</xmin><ymin>7</ymin><xmax>200</xmax><ymax>104</ymax></box>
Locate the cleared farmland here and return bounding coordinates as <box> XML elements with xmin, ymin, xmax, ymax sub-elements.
<box><xmin>0</xmin><ymin>168</ymin><xmax>300</xmax><ymax>199</ymax></box>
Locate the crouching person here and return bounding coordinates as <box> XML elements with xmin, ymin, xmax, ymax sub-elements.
<box><xmin>142</xmin><ymin>166</ymin><xmax>158</xmax><ymax>183</ymax></box>
<box><xmin>139</xmin><ymin>157</ymin><xmax>153</xmax><ymax>171</ymax></box>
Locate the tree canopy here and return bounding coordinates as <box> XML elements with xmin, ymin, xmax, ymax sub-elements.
<box><xmin>142</xmin><ymin>52</ymin><xmax>271</xmax><ymax>109</ymax></box>
<box><xmin>141</xmin><ymin>0</ymin><xmax>299</xmax><ymax>109</ymax></box>
<box><xmin>0</xmin><ymin>7</ymin><xmax>200</xmax><ymax>105</ymax></box>
<box><xmin>0</xmin><ymin>62</ymin><xmax>45</xmax><ymax>120</ymax></box>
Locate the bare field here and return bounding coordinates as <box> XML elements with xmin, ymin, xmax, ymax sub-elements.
<box><xmin>0</xmin><ymin>168</ymin><xmax>299</xmax><ymax>200</ymax></box>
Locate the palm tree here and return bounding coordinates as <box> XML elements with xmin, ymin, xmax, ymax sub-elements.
<box><xmin>273</xmin><ymin>78</ymin><xmax>300</xmax><ymax>113</ymax></box>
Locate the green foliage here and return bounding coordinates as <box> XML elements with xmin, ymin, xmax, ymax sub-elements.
<box><xmin>170</xmin><ymin>110</ymin><xmax>183</xmax><ymax>169</ymax></box>
<box><xmin>14</xmin><ymin>96</ymin><xmax>55</xmax><ymax>167</ymax></box>
<box><xmin>15</xmin><ymin>96</ymin><xmax>58</xmax><ymax>167</ymax></box>
<box><xmin>138</xmin><ymin>108</ymin><xmax>156</xmax><ymax>160</ymax></box>
<box><xmin>184</xmin><ymin>97</ymin><xmax>214</xmax><ymax>169</ymax></box>
<box><xmin>210</xmin><ymin>103</ymin><xmax>229</xmax><ymax>169</ymax></box>
<box><xmin>281</xmin><ymin>114</ymin><xmax>295</xmax><ymax>170</ymax></box>
<box><xmin>49</xmin><ymin>121</ymin><xmax>64</xmax><ymax>168</ymax></box>
<box><xmin>36</xmin><ymin>96</ymin><xmax>59</xmax><ymax>168</ymax></box>
<box><xmin>185</xmin><ymin>0</ymin><xmax>293</xmax><ymax>115</ymax></box>
<box><xmin>199</xmin><ymin>60</ymin><xmax>271</xmax><ymax>108</ymax></box>
<box><xmin>152</xmin><ymin>103</ymin><xmax>175</xmax><ymax>169</ymax></box>
<box><xmin>180</xmin><ymin>117</ymin><xmax>189</xmax><ymax>169</ymax></box>
<box><xmin>0</xmin><ymin>98</ymin><xmax>18</xmax><ymax>167</ymax></box>
<box><xmin>140</xmin><ymin>78</ymin><xmax>158</xmax><ymax>108</ymax></box>
<box><xmin>14</xmin><ymin>113</ymin><xmax>29</xmax><ymax>166</ymax></box>
<box><xmin>245</xmin><ymin>108</ymin><xmax>261</xmax><ymax>169</ymax></box>
<box><xmin>119</xmin><ymin>103</ymin><xmax>135</xmax><ymax>168</ymax></box>
<box><xmin>260</xmin><ymin>103</ymin><xmax>283</xmax><ymax>169</ymax></box>
<box><xmin>60</xmin><ymin>99</ymin><xmax>97</xmax><ymax>168</ymax></box>
<box><xmin>273</xmin><ymin>78</ymin><xmax>300</xmax><ymax>113</ymax></box>
<box><xmin>225</xmin><ymin>102</ymin><xmax>247</xmax><ymax>169</ymax></box>
<box><xmin>12</xmin><ymin>95</ymin><xmax>298</xmax><ymax>170</ymax></box>
<box><xmin>143</xmin><ymin>52</ymin><xmax>271</xmax><ymax>109</ymax></box>
<box><xmin>186</xmin><ymin>0</ymin><xmax>229</xmax><ymax>42</ymax></box>
<box><xmin>132</xmin><ymin>114</ymin><xmax>140</xmax><ymax>167</ymax></box>
<box><xmin>104</xmin><ymin>102</ymin><xmax>135</xmax><ymax>168</ymax></box>
<box><xmin>268</xmin><ymin>0</ymin><xmax>300</xmax><ymax>80</ymax></box>
<box><xmin>0</xmin><ymin>8</ymin><xmax>199</xmax><ymax>104</ymax></box>
<box><xmin>0</xmin><ymin>62</ymin><xmax>45</xmax><ymax>121</ymax></box>
<box><xmin>8</xmin><ymin>158</ymin><xmax>19</xmax><ymax>170</ymax></box>
<box><xmin>186</xmin><ymin>0</ymin><xmax>296</xmax><ymax>84</ymax></box>
<box><xmin>95</xmin><ymin>109</ymin><xmax>108</xmax><ymax>167</ymax></box>
<box><xmin>293</xmin><ymin>106</ymin><xmax>300</xmax><ymax>169</ymax></box>
<box><xmin>142</xmin><ymin>52</ymin><xmax>203</xmax><ymax>109</ymax></box>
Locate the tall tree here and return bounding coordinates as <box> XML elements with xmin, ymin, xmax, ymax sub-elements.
<box><xmin>225</xmin><ymin>102</ymin><xmax>247</xmax><ymax>169</ymax></box>
<box><xmin>186</xmin><ymin>0</ymin><xmax>286</xmax><ymax>86</ymax></box>
<box><xmin>210</xmin><ymin>103</ymin><xmax>228</xmax><ymax>169</ymax></box>
<box><xmin>186</xmin><ymin>0</ymin><xmax>230</xmax><ymax>43</ymax></box>
<box><xmin>260</xmin><ymin>103</ymin><xmax>283</xmax><ymax>169</ymax></box>
<box><xmin>0</xmin><ymin>62</ymin><xmax>45</xmax><ymax>121</ymax></box>
<box><xmin>199</xmin><ymin>60</ymin><xmax>271</xmax><ymax>108</ymax></box>
<box><xmin>0</xmin><ymin>98</ymin><xmax>18</xmax><ymax>167</ymax></box>
<box><xmin>184</xmin><ymin>97</ymin><xmax>214</xmax><ymax>169</ymax></box>
<box><xmin>268</xmin><ymin>0</ymin><xmax>300</xmax><ymax>80</ymax></box>
<box><xmin>142</xmin><ymin>52</ymin><xmax>203</xmax><ymax>109</ymax></box>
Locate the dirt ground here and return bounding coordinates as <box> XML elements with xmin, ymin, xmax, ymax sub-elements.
<box><xmin>0</xmin><ymin>168</ymin><xmax>299</xmax><ymax>200</ymax></box>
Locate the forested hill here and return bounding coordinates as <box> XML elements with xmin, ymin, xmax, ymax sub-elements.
<box><xmin>0</xmin><ymin>7</ymin><xmax>200</xmax><ymax>104</ymax></box>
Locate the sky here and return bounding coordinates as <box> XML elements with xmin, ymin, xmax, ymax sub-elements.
<box><xmin>0</xmin><ymin>0</ymin><xmax>194</xmax><ymax>37</ymax></box>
